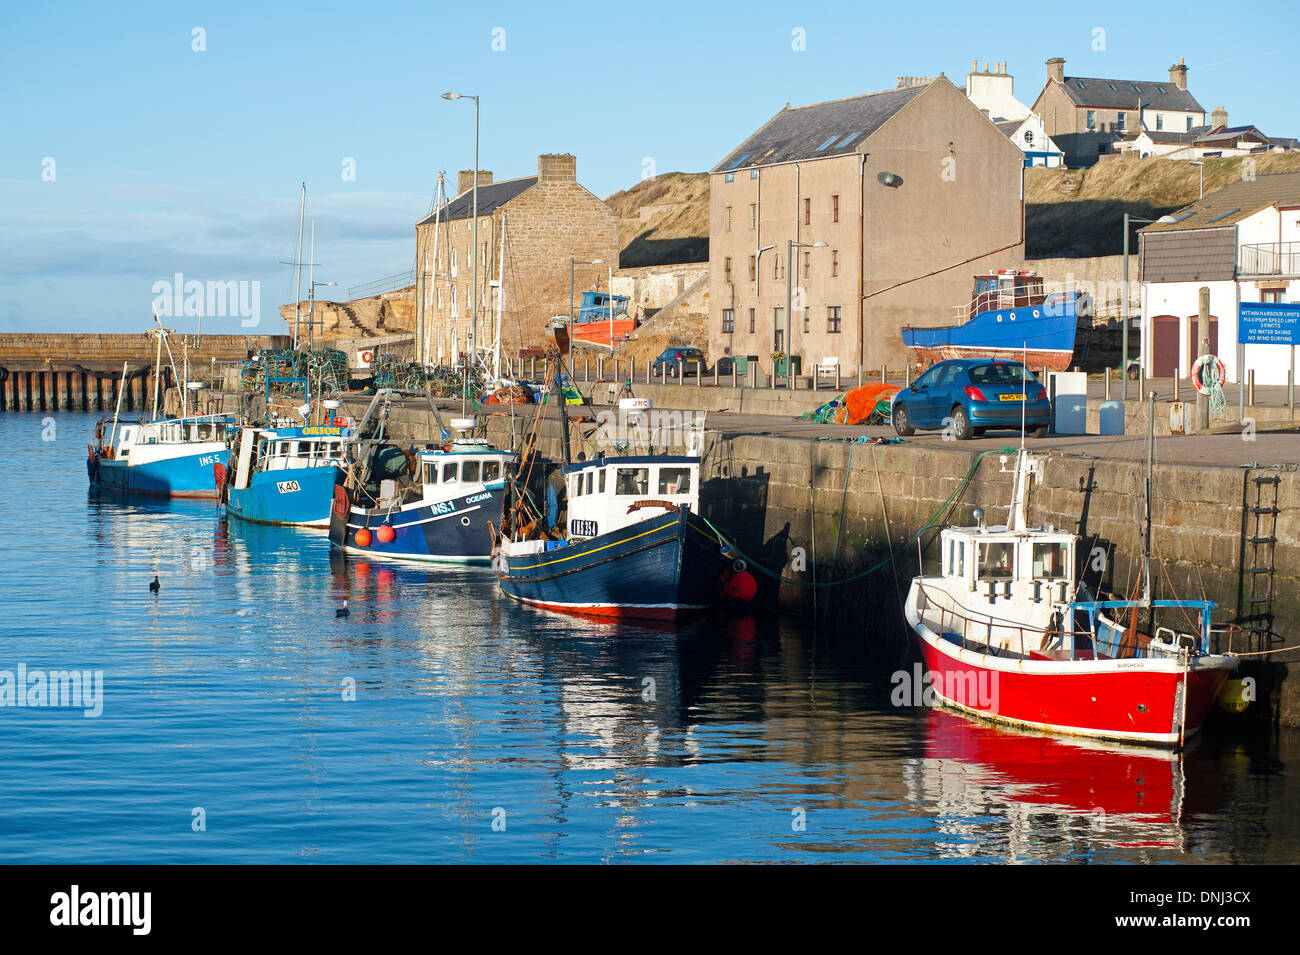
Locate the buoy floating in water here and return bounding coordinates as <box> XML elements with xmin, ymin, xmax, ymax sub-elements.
<box><xmin>376</xmin><ymin>524</ymin><xmax>396</xmax><ymax>544</ymax></box>
<box><xmin>354</xmin><ymin>528</ymin><xmax>373</xmax><ymax>547</ymax></box>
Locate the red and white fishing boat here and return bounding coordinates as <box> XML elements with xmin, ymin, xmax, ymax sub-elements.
<box><xmin>903</xmin><ymin>414</ymin><xmax>1237</xmax><ymax>748</ymax></box>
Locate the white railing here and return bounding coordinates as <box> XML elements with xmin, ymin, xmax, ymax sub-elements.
<box><xmin>1239</xmin><ymin>242</ymin><xmax>1300</xmax><ymax>277</ymax></box>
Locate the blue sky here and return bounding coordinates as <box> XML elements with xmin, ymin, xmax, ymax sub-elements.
<box><xmin>2</xmin><ymin>0</ymin><xmax>1296</xmax><ymax>334</ymax></box>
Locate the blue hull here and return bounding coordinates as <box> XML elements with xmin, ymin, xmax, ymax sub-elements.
<box><xmin>497</xmin><ymin>506</ymin><xmax>732</xmax><ymax>620</ymax></box>
<box><xmin>329</xmin><ymin>484</ymin><xmax>504</xmax><ymax>564</ymax></box>
<box><xmin>902</xmin><ymin>291</ymin><xmax>1082</xmax><ymax>371</ymax></box>
<box><xmin>227</xmin><ymin>466</ymin><xmax>345</xmax><ymax>527</ymax></box>
<box><xmin>88</xmin><ymin>448</ymin><xmax>229</xmax><ymax>499</ymax></box>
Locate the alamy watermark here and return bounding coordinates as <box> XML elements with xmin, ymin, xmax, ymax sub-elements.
<box><xmin>0</xmin><ymin>664</ymin><xmax>103</xmax><ymax>717</ymax></box>
<box><xmin>891</xmin><ymin>662</ymin><xmax>999</xmax><ymax>713</ymax></box>
<box><xmin>593</xmin><ymin>408</ymin><xmax>705</xmax><ymax>451</ymax></box>
<box><xmin>152</xmin><ymin>271</ymin><xmax>261</xmax><ymax>327</ymax></box>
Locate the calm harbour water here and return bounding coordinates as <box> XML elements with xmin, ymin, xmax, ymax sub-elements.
<box><xmin>1</xmin><ymin>411</ymin><xmax>1297</xmax><ymax>864</ymax></box>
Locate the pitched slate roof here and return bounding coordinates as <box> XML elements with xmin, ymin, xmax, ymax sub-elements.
<box><xmin>416</xmin><ymin>176</ymin><xmax>537</xmax><ymax>225</ymax></box>
<box><xmin>1141</xmin><ymin>125</ymin><xmax>1213</xmax><ymax>145</ymax></box>
<box><xmin>1058</xmin><ymin>76</ymin><xmax>1204</xmax><ymax>114</ymax></box>
<box><xmin>711</xmin><ymin>84</ymin><xmax>929</xmax><ymax>173</ymax></box>
<box><xmin>1140</xmin><ymin>171</ymin><xmax>1300</xmax><ymax>233</ymax></box>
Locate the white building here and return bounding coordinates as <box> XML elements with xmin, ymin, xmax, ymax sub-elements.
<box><xmin>1139</xmin><ymin>171</ymin><xmax>1300</xmax><ymax>385</ymax></box>
<box><xmin>967</xmin><ymin>60</ymin><xmax>1063</xmax><ymax>167</ymax></box>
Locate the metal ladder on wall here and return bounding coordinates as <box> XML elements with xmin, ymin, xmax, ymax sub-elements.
<box><xmin>1240</xmin><ymin>473</ymin><xmax>1280</xmax><ymax>652</ymax></box>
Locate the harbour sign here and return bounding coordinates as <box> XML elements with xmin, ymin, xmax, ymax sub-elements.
<box><xmin>1239</xmin><ymin>302</ymin><xmax>1300</xmax><ymax>346</ymax></box>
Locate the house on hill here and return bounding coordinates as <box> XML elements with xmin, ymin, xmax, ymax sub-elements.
<box><xmin>1139</xmin><ymin>171</ymin><xmax>1300</xmax><ymax>385</ymax></box>
<box><xmin>709</xmin><ymin>75</ymin><xmax>1026</xmax><ymax>374</ymax></box>
<box><xmin>966</xmin><ymin>60</ymin><xmax>1063</xmax><ymax>167</ymax></box>
<box><xmin>1033</xmin><ymin>56</ymin><xmax>1206</xmax><ymax>166</ymax></box>
<box><xmin>413</xmin><ymin>154</ymin><xmax>618</xmax><ymax>362</ymax></box>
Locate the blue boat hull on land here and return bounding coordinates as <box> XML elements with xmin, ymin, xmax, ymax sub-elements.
<box><xmin>498</xmin><ymin>505</ymin><xmax>733</xmax><ymax>620</ymax></box>
<box><xmin>88</xmin><ymin>448</ymin><xmax>229</xmax><ymax>499</ymax></box>
<box><xmin>329</xmin><ymin>483</ymin><xmax>505</xmax><ymax>563</ymax></box>
<box><xmin>902</xmin><ymin>290</ymin><xmax>1084</xmax><ymax>372</ymax></box>
<box><xmin>227</xmin><ymin>466</ymin><xmax>345</xmax><ymax>527</ymax></box>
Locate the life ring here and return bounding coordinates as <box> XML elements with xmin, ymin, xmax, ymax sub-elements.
<box><xmin>1190</xmin><ymin>354</ymin><xmax>1225</xmax><ymax>395</ymax></box>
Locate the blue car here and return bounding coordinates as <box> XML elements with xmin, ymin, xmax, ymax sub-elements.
<box><xmin>892</xmin><ymin>358</ymin><xmax>1050</xmax><ymax>440</ymax></box>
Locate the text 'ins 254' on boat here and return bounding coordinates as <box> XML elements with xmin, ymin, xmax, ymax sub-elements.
<box><xmin>903</xmin><ymin>412</ymin><xmax>1237</xmax><ymax>748</ymax></box>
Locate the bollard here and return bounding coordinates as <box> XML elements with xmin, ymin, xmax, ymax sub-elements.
<box><xmin>645</xmin><ymin>359</ymin><xmax>651</xmax><ymax>384</ymax></box>
<box><xmin>835</xmin><ymin>363</ymin><xmax>840</xmax><ymax>391</ymax></box>
<box><xmin>613</xmin><ymin>359</ymin><xmax>618</xmax><ymax>381</ymax></box>
<box><xmin>812</xmin><ymin>369</ymin><xmax>818</xmax><ymax>392</ymax></box>
<box><xmin>713</xmin><ymin>362</ymin><xmax>718</xmax><ymax>386</ymax></box>
<box><xmin>1172</xmin><ymin>375</ymin><xmax>1179</xmax><ymax>402</ymax></box>
<box><xmin>1248</xmin><ymin>369</ymin><xmax>1255</xmax><ymax>407</ymax></box>
<box><xmin>584</xmin><ymin>358</ymin><xmax>589</xmax><ymax>381</ymax></box>
<box><xmin>857</xmin><ymin>364</ymin><xmax>863</xmax><ymax>387</ymax></box>
<box><xmin>881</xmin><ymin>363</ymin><xmax>887</xmax><ymax>383</ymax></box>
<box><xmin>530</xmin><ymin>357</ymin><xmax>536</xmax><ymax>379</ymax></box>
<box><xmin>598</xmin><ymin>357</ymin><xmax>604</xmax><ymax>380</ymax></box>
<box><xmin>1104</xmin><ymin>367</ymin><xmax>1111</xmax><ymax>401</ymax></box>
<box><xmin>749</xmin><ymin>362</ymin><xmax>756</xmax><ymax>389</ymax></box>
<box><xmin>731</xmin><ymin>363</ymin><xmax>737</xmax><ymax>388</ymax></box>
<box><xmin>905</xmin><ymin>364</ymin><xmax>911</xmax><ymax>388</ymax></box>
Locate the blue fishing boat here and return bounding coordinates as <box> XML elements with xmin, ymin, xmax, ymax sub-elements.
<box><xmin>495</xmin><ymin>454</ymin><xmax>749</xmax><ymax>620</ymax></box>
<box><xmin>221</xmin><ymin>424</ymin><xmax>352</xmax><ymax>527</ymax></box>
<box><xmin>902</xmin><ymin>270</ymin><xmax>1092</xmax><ymax>372</ymax></box>
<box><xmin>329</xmin><ymin>437</ymin><xmax>517</xmax><ymax>562</ymax></box>
<box><xmin>87</xmin><ymin>413</ymin><xmax>238</xmax><ymax>499</ymax></box>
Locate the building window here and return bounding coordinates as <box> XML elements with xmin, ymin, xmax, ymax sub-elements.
<box><xmin>828</xmin><ymin>306</ymin><xmax>842</xmax><ymax>333</ymax></box>
<box><xmin>1117</xmin><ymin>112</ymin><xmax>1126</xmax><ymax>131</ymax></box>
<box><xmin>725</xmin><ymin>172</ymin><xmax>735</xmax><ymax>183</ymax></box>
<box><xmin>804</xmin><ymin>197</ymin><xmax>811</xmax><ymax>225</ymax></box>
<box><xmin>451</xmin><ymin>285</ymin><xmax>457</xmax><ymax>318</ymax></box>
<box><xmin>1156</xmin><ymin>114</ymin><xmax>1164</xmax><ymax>131</ymax></box>
<box><xmin>832</xmin><ymin>194</ymin><xmax>840</xmax><ymax>222</ymax></box>
<box><xmin>724</xmin><ymin>257</ymin><xmax>732</xmax><ymax>282</ymax></box>
<box><xmin>750</xmin><ymin>204</ymin><xmax>757</xmax><ymax>230</ymax></box>
<box><xmin>721</xmin><ymin>308</ymin><xmax>735</xmax><ymax>333</ymax></box>
<box><xmin>748</xmin><ymin>255</ymin><xmax>756</xmax><ymax>281</ymax></box>
<box><xmin>750</xmin><ymin>169</ymin><xmax>758</xmax><ymax>180</ymax></box>
<box><xmin>451</xmin><ymin>248</ymin><xmax>457</xmax><ymax>273</ymax></box>
<box><xmin>748</xmin><ymin>308</ymin><xmax>756</xmax><ymax>333</ymax></box>
<box><xmin>803</xmin><ymin>251</ymin><xmax>811</xmax><ymax>279</ymax></box>
<box><xmin>1261</xmin><ymin>289</ymin><xmax>1285</xmax><ymax>303</ymax></box>
<box><xmin>831</xmin><ymin>250</ymin><xmax>840</xmax><ymax>277</ymax></box>
<box><xmin>1187</xmin><ymin>115</ymin><xmax>1193</xmax><ymax>131</ymax></box>
<box><xmin>1086</xmin><ymin>110</ymin><xmax>1096</xmax><ymax>131</ymax></box>
<box><xmin>725</xmin><ymin>206</ymin><xmax>732</xmax><ymax>232</ymax></box>
<box><xmin>772</xmin><ymin>314</ymin><xmax>784</xmax><ymax>352</ymax></box>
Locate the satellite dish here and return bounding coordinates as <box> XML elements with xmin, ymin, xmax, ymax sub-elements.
<box><xmin>877</xmin><ymin>171</ymin><xmax>904</xmax><ymax>188</ymax></box>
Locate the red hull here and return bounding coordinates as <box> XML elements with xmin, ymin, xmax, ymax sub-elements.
<box><xmin>510</xmin><ymin>595</ymin><xmax>701</xmax><ymax>622</ymax></box>
<box><xmin>913</xmin><ymin>345</ymin><xmax>1073</xmax><ymax>373</ymax></box>
<box><xmin>917</xmin><ymin>634</ymin><xmax>1231</xmax><ymax>746</ymax></box>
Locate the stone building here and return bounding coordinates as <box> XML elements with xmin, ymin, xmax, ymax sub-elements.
<box><xmin>709</xmin><ymin>75</ymin><xmax>1026</xmax><ymax>375</ymax></box>
<box><xmin>413</xmin><ymin>154</ymin><xmax>618</xmax><ymax>361</ymax></box>
<box><xmin>1031</xmin><ymin>56</ymin><xmax>1206</xmax><ymax>167</ymax></box>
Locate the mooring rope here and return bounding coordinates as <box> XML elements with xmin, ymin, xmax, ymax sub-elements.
<box><xmin>700</xmin><ymin>445</ymin><xmax>1017</xmax><ymax>589</ymax></box>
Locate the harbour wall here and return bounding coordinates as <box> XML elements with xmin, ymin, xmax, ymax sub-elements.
<box><xmin>0</xmin><ymin>333</ymin><xmax>289</xmax><ymax>413</ymax></box>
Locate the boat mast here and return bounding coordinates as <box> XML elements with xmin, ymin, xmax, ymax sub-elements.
<box><xmin>1142</xmin><ymin>389</ymin><xmax>1155</xmax><ymax>607</ymax></box>
<box><xmin>552</xmin><ymin>359</ymin><xmax>571</xmax><ymax>466</ymax></box>
<box><xmin>151</xmin><ymin>324</ymin><xmax>163</xmax><ymax>418</ymax></box>
<box><xmin>493</xmin><ymin>212</ymin><xmax>505</xmax><ymax>385</ymax></box>
<box><xmin>292</xmin><ymin>183</ymin><xmax>306</xmax><ymax>350</ymax></box>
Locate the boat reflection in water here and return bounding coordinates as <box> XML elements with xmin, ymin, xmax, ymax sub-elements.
<box><xmin>906</xmin><ymin>706</ymin><xmax>1229</xmax><ymax>861</ymax></box>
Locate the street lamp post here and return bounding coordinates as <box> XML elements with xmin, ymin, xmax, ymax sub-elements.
<box><xmin>785</xmin><ymin>239</ymin><xmax>828</xmax><ymax>385</ymax></box>
<box><xmin>307</xmin><ymin>280</ymin><xmax>337</xmax><ymax>351</ymax></box>
<box><xmin>1121</xmin><ymin>213</ymin><xmax>1177</xmax><ymax>399</ymax></box>
<box><xmin>443</xmin><ymin>91</ymin><xmax>479</xmax><ymax>376</ymax></box>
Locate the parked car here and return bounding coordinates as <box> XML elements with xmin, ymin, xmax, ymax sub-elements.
<box><xmin>891</xmin><ymin>358</ymin><xmax>1050</xmax><ymax>440</ymax></box>
<box><xmin>651</xmin><ymin>346</ymin><xmax>709</xmax><ymax>378</ymax></box>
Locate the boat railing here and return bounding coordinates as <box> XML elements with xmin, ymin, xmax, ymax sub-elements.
<box><xmin>952</xmin><ymin>281</ymin><xmax>1085</xmax><ymax>323</ymax></box>
<box><xmin>916</xmin><ymin>584</ymin><xmax>1089</xmax><ymax>661</ymax></box>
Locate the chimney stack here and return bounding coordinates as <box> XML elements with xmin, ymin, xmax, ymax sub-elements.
<box><xmin>1211</xmin><ymin>105</ymin><xmax>1228</xmax><ymax>128</ymax></box>
<box><xmin>1046</xmin><ymin>57</ymin><xmax>1065</xmax><ymax>85</ymax></box>
<box><xmin>1169</xmin><ymin>57</ymin><xmax>1188</xmax><ymax>90</ymax></box>
<box><xmin>538</xmin><ymin>153</ymin><xmax>577</xmax><ymax>182</ymax></box>
<box><xmin>457</xmin><ymin>169</ymin><xmax>493</xmax><ymax>195</ymax></box>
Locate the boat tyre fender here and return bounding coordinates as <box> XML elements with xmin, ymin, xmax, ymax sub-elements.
<box><xmin>404</xmin><ymin>447</ymin><xmax>418</xmax><ymax>478</ymax></box>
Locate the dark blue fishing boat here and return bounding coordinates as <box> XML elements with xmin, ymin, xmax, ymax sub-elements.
<box><xmin>902</xmin><ymin>270</ymin><xmax>1091</xmax><ymax>372</ymax></box>
<box><xmin>495</xmin><ymin>454</ymin><xmax>751</xmax><ymax>620</ymax></box>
